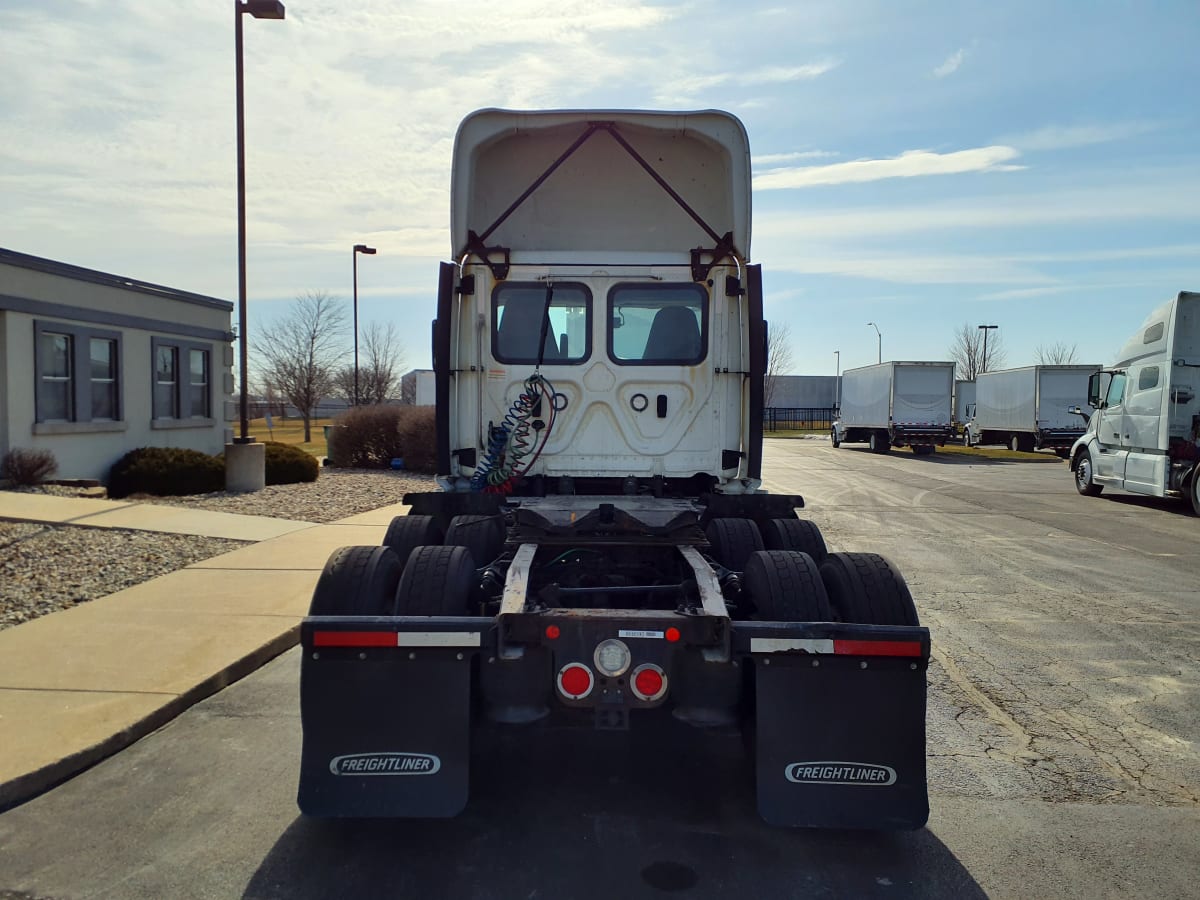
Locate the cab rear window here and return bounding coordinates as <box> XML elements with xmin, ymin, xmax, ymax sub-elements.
<box><xmin>607</xmin><ymin>283</ymin><xmax>707</xmax><ymax>365</ymax></box>
<box><xmin>492</xmin><ymin>283</ymin><xmax>591</xmax><ymax>365</ymax></box>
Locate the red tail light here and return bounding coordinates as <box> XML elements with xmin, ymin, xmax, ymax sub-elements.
<box><xmin>557</xmin><ymin>663</ymin><xmax>594</xmax><ymax>699</ymax></box>
<box><xmin>631</xmin><ymin>664</ymin><xmax>667</xmax><ymax>701</ymax></box>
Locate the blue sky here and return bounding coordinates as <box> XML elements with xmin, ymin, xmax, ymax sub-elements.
<box><xmin>1</xmin><ymin>0</ymin><xmax>1198</xmax><ymax>375</ymax></box>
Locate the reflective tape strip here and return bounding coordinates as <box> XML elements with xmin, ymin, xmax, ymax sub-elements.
<box><xmin>312</xmin><ymin>631</ymin><xmax>482</xmax><ymax>648</ymax></box>
<box><xmin>833</xmin><ymin>639</ymin><xmax>923</xmax><ymax>657</ymax></box>
<box><xmin>396</xmin><ymin>632</ymin><xmax>482</xmax><ymax>647</ymax></box>
<box><xmin>313</xmin><ymin>631</ymin><xmax>397</xmax><ymax>648</ymax></box>
<box><xmin>751</xmin><ymin>638</ymin><xmax>924</xmax><ymax>657</ymax></box>
<box><xmin>751</xmin><ymin>638</ymin><xmax>835</xmax><ymax>654</ymax></box>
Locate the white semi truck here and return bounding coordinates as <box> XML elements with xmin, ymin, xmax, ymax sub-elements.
<box><xmin>295</xmin><ymin>109</ymin><xmax>931</xmax><ymax>830</ymax></box>
<box><xmin>1071</xmin><ymin>291</ymin><xmax>1200</xmax><ymax>511</ymax></box>
<box><xmin>831</xmin><ymin>361</ymin><xmax>955</xmax><ymax>455</ymax></box>
<box><xmin>964</xmin><ymin>365</ymin><xmax>1099</xmax><ymax>457</ymax></box>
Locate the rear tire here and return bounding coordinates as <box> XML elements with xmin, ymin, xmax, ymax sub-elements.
<box><xmin>1191</xmin><ymin>472</ymin><xmax>1200</xmax><ymax>517</ymax></box>
<box><xmin>309</xmin><ymin>545</ymin><xmax>403</xmax><ymax>616</ymax></box>
<box><xmin>1074</xmin><ymin>450</ymin><xmax>1103</xmax><ymax>496</ymax></box>
<box><xmin>869</xmin><ymin>431</ymin><xmax>891</xmax><ymax>454</ymax></box>
<box><xmin>394</xmin><ymin>545</ymin><xmax>476</xmax><ymax>615</ymax></box>
<box><xmin>744</xmin><ymin>550</ymin><xmax>832</xmax><ymax>622</ymax></box>
<box><xmin>381</xmin><ymin>514</ymin><xmax>442</xmax><ymax>572</ymax></box>
<box><xmin>443</xmin><ymin>514</ymin><xmax>505</xmax><ymax>568</ymax></box>
<box><xmin>760</xmin><ymin>517</ymin><xmax>828</xmax><ymax>562</ymax></box>
<box><xmin>705</xmin><ymin>517</ymin><xmax>764</xmax><ymax>571</ymax></box>
<box><xmin>819</xmin><ymin>552</ymin><xmax>919</xmax><ymax>626</ymax></box>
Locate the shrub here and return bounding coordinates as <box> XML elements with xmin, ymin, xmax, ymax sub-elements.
<box><xmin>263</xmin><ymin>441</ymin><xmax>319</xmax><ymax>484</ymax></box>
<box><xmin>327</xmin><ymin>405</ymin><xmax>437</xmax><ymax>473</ymax></box>
<box><xmin>1</xmin><ymin>448</ymin><xmax>58</xmax><ymax>486</ymax></box>
<box><xmin>395</xmin><ymin>406</ymin><xmax>437</xmax><ymax>474</ymax></box>
<box><xmin>107</xmin><ymin>447</ymin><xmax>225</xmax><ymax>499</ymax></box>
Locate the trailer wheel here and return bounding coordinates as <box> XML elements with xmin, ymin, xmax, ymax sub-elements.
<box><xmin>1074</xmin><ymin>450</ymin><xmax>1103</xmax><ymax>496</ymax></box>
<box><xmin>705</xmin><ymin>517</ymin><xmax>764</xmax><ymax>571</ymax></box>
<box><xmin>309</xmin><ymin>545</ymin><xmax>403</xmax><ymax>616</ymax></box>
<box><xmin>819</xmin><ymin>552</ymin><xmax>919</xmax><ymax>626</ymax></box>
<box><xmin>760</xmin><ymin>518</ymin><xmax>827</xmax><ymax>563</ymax></box>
<box><xmin>444</xmin><ymin>514</ymin><xmax>505</xmax><ymax>568</ymax></box>
<box><xmin>1190</xmin><ymin>473</ymin><xmax>1200</xmax><ymax>517</ymax></box>
<box><xmin>382</xmin><ymin>514</ymin><xmax>443</xmax><ymax>572</ymax></box>
<box><xmin>831</xmin><ymin>428</ymin><xmax>841</xmax><ymax>448</ymax></box>
<box><xmin>394</xmin><ymin>545</ymin><xmax>476</xmax><ymax>615</ymax></box>
<box><xmin>744</xmin><ymin>550</ymin><xmax>831</xmax><ymax>621</ymax></box>
<box><xmin>869</xmin><ymin>431</ymin><xmax>891</xmax><ymax>454</ymax></box>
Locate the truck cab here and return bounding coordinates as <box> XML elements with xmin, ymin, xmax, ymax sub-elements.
<box><xmin>1071</xmin><ymin>291</ymin><xmax>1200</xmax><ymax>511</ymax></box>
<box><xmin>296</xmin><ymin>110</ymin><xmax>931</xmax><ymax>831</ymax></box>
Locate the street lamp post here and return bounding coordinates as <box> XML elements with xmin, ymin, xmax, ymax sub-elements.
<box><xmin>352</xmin><ymin>244</ymin><xmax>377</xmax><ymax>405</ymax></box>
<box><xmin>234</xmin><ymin>0</ymin><xmax>285</xmax><ymax>443</ymax></box>
<box><xmin>867</xmin><ymin>322</ymin><xmax>881</xmax><ymax>364</ymax></box>
<box><xmin>978</xmin><ymin>324</ymin><xmax>998</xmax><ymax>375</ymax></box>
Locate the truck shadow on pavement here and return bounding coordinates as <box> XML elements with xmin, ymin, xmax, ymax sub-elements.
<box><xmin>243</xmin><ymin>721</ymin><xmax>986</xmax><ymax>900</ymax></box>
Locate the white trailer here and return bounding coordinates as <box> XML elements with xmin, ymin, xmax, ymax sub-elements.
<box><xmin>964</xmin><ymin>365</ymin><xmax>1098</xmax><ymax>456</ymax></box>
<box><xmin>1071</xmin><ymin>291</ymin><xmax>1200</xmax><ymax>512</ymax></box>
<box><xmin>831</xmin><ymin>361</ymin><xmax>954</xmax><ymax>455</ymax></box>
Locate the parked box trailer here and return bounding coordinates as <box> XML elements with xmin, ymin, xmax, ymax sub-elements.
<box><xmin>964</xmin><ymin>365</ymin><xmax>1098</xmax><ymax>455</ymax></box>
<box><xmin>295</xmin><ymin>109</ymin><xmax>931</xmax><ymax>831</ymax></box>
<box><xmin>831</xmin><ymin>361</ymin><xmax>954</xmax><ymax>455</ymax></box>
<box><xmin>1072</xmin><ymin>291</ymin><xmax>1200</xmax><ymax>511</ymax></box>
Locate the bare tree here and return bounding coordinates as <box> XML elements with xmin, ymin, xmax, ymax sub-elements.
<box><xmin>360</xmin><ymin>321</ymin><xmax>406</xmax><ymax>404</ymax></box>
<box><xmin>949</xmin><ymin>322</ymin><xmax>1006</xmax><ymax>380</ymax></box>
<box><xmin>766</xmin><ymin>321</ymin><xmax>795</xmax><ymax>407</ymax></box>
<box><xmin>331</xmin><ymin>366</ymin><xmax>357</xmax><ymax>408</ymax></box>
<box><xmin>252</xmin><ymin>291</ymin><xmax>347</xmax><ymax>442</ymax></box>
<box><xmin>1036</xmin><ymin>341</ymin><xmax>1078</xmax><ymax>364</ymax></box>
<box><xmin>400</xmin><ymin>373</ymin><xmax>417</xmax><ymax>405</ymax></box>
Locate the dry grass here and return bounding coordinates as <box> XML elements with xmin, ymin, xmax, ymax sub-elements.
<box><xmin>247</xmin><ymin>417</ymin><xmax>335</xmax><ymax>457</ymax></box>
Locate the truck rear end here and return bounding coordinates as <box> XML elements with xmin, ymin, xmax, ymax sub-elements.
<box><xmin>833</xmin><ymin>361</ymin><xmax>953</xmax><ymax>455</ymax></box>
<box><xmin>296</xmin><ymin>109</ymin><xmax>930</xmax><ymax>830</ymax></box>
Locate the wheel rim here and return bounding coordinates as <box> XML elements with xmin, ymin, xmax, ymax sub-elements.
<box><xmin>1076</xmin><ymin>456</ymin><xmax>1091</xmax><ymax>489</ymax></box>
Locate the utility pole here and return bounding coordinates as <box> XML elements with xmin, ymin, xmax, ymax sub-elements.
<box><xmin>978</xmin><ymin>324</ymin><xmax>998</xmax><ymax>375</ymax></box>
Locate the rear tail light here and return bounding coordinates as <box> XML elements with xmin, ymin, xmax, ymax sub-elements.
<box><xmin>631</xmin><ymin>664</ymin><xmax>668</xmax><ymax>702</ymax></box>
<box><xmin>557</xmin><ymin>663</ymin><xmax>594</xmax><ymax>699</ymax></box>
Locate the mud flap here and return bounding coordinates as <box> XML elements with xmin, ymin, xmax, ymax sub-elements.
<box><xmin>754</xmin><ymin>654</ymin><xmax>928</xmax><ymax>830</ymax></box>
<box><xmin>298</xmin><ymin>645</ymin><xmax>472</xmax><ymax>818</ymax></box>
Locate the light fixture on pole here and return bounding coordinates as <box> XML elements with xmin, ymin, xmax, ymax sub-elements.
<box><xmin>978</xmin><ymin>324</ymin><xmax>998</xmax><ymax>375</ymax></box>
<box><xmin>834</xmin><ymin>349</ymin><xmax>841</xmax><ymax>411</ymax></box>
<box><xmin>867</xmin><ymin>322</ymin><xmax>881</xmax><ymax>364</ymax></box>
<box><xmin>234</xmin><ymin>0</ymin><xmax>285</xmax><ymax>443</ymax></box>
<box><xmin>352</xmin><ymin>244</ymin><xmax>377</xmax><ymax>405</ymax></box>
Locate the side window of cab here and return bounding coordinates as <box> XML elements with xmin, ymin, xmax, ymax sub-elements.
<box><xmin>1104</xmin><ymin>372</ymin><xmax>1127</xmax><ymax>409</ymax></box>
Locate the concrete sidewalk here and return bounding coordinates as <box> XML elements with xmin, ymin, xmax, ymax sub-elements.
<box><xmin>0</xmin><ymin>497</ymin><xmax>410</xmax><ymax>810</ymax></box>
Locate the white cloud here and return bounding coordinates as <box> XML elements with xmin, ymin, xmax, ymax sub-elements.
<box><xmin>1003</xmin><ymin>121</ymin><xmax>1159</xmax><ymax>151</ymax></box>
<box><xmin>753</xmin><ymin>146</ymin><xmax>1023</xmax><ymax>189</ymax></box>
<box><xmin>656</xmin><ymin>59</ymin><xmax>839</xmax><ymax>102</ymax></box>
<box><xmin>933</xmin><ymin>48</ymin><xmax>967</xmax><ymax>78</ymax></box>
<box><xmin>753</xmin><ymin>150</ymin><xmax>839</xmax><ymax>166</ymax></box>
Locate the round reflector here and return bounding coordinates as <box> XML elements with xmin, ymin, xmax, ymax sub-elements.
<box><xmin>557</xmin><ymin>663</ymin><xmax>593</xmax><ymax>699</ymax></box>
<box><xmin>632</xmin><ymin>664</ymin><xmax>667</xmax><ymax>701</ymax></box>
<box><xmin>545</xmin><ymin>624</ymin><xmax>561</xmax><ymax>640</ymax></box>
<box><xmin>665</xmin><ymin>627</ymin><xmax>681</xmax><ymax>643</ymax></box>
<box><xmin>593</xmin><ymin>638</ymin><xmax>632</xmax><ymax>677</ymax></box>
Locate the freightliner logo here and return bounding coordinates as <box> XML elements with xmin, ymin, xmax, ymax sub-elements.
<box><xmin>329</xmin><ymin>752</ymin><xmax>441</xmax><ymax>776</ymax></box>
<box><xmin>785</xmin><ymin>761</ymin><xmax>897</xmax><ymax>786</ymax></box>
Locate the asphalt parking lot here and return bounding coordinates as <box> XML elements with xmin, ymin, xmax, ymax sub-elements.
<box><xmin>1</xmin><ymin>438</ymin><xmax>1197</xmax><ymax>899</ymax></box>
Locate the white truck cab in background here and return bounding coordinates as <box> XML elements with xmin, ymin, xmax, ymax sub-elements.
<box><xmin>1071</xmin><ymin>291</ymin><xmax>1200</xmax><ymax>512</ymax></box>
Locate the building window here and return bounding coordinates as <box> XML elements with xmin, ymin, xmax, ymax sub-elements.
<box><xmin>90</xmin><ymin>338</ymin><xmax>118</xmax><ymax>420</ymax></box>
<box><xmin>189</xmin><ymin>348</ymin><xmax>210</xmax><ymax>418</ymax></box>
<box><xmin>152</xmin><ymin>338</ymin><xmax>213</xmax><ymax>419</ymax></box>
<box><xmin>40</xmin><ymin>332</ymin><xmax>74</xmax><ymax>421</ymax></box>
<box><xmin>155</xmin><ymin>345</ymin><xmax>179</xmax><ymax>418</ymax></box>
<box><xmin>34</xmin><ymin>321</ymin><xmax>122</xmax><ymax>424</ymax></box>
